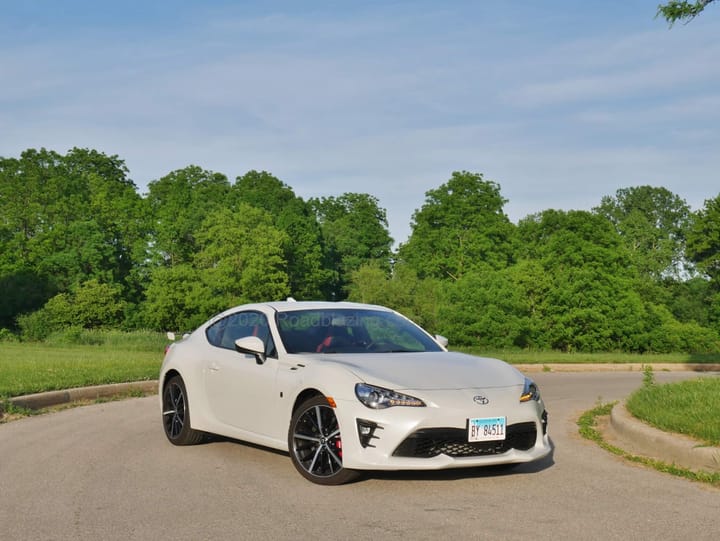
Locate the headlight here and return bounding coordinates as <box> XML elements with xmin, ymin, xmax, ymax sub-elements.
<box><xmin>355</xmin><ymin>383</ymin><xmax>425</xmax><ymax>409</ymax></box>
<box><xmin>520</xmin><ymin>377</ymin><xmax>541</xmax><ymax>402</ymax></box>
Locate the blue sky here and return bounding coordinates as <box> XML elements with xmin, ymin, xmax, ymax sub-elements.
<box><xmin>2</xmin><ymin>1</ymin><xmax>719</xmax><ymax>245</ymax></box>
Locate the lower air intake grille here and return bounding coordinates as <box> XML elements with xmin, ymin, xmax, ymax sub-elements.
<box><xmin>393</xmin><ymin>422</ymin><xmax>537</xmax><ymax>458</ymax></box>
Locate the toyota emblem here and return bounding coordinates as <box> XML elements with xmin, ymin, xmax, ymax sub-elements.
<box><xmin>473</xmin><ymin>395</ymin><xmax>489</xmax><ymax>405</ymax></box>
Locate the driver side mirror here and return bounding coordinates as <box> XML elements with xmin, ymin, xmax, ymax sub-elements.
<box><xmin>435</xmin><ymin>334</ymin><xmax>449</xmax><ymax>348</ymax></box>
<box><xmin>235</xmin><ymin>336</ymin><xmax>267</xmax><ymax>364</ymax></box>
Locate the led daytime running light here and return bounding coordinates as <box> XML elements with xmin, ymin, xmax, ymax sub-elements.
<box><xmin>355</xmin><ymin>383</ymin><xmax>425</xmax><ymax>409</ymax></box>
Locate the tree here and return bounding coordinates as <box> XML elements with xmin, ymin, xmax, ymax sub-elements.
<box><xmin>194</xmin><ymin>205</ymin><xmax>290</xmax><ymax>309</ymax></box>
<box><xmin>657</xmin><ymin>0</ymin><xmax>715</xmax><ymax>26</ymax></box>
<box><xmin>437</xmin><ymin>265</ymin><xmax>534</xmax><ymax>349</ymax></box>
<box><xmin>145</xmin><ymin>166</ymin><xmax>231</xmax><ymax>266</ymax></box>
<box><xmin>232</xmin><ymin>170</ymin><xmax>329</xmax><ymax>299</ymax></box>
<box><xmin>686</xmin><ymin>194</ymin><xmax>720</xmax><ymax>333</ymax></box>
<box><xmin>141</xmin><ymin>204</ymin><xmax>292</xmax><ymax>331</ymax></box>
<box><xmin>398</xmin><ymin>171</ymin><xmax>515</xmax><ymax>281</ymax></box>
<box><xmin>139</xmin><ymin>264</ymin><xmax>208</xmax><ymax>331</ymax></box>
<box><xmin>686</xmin><ymin>194</ymin><xmax>720</xmax><ymax>284</ymax></box>
<box><xmin>0</xmin><ymin>148</ymin><xmax>146</xmax><ymax>327</ymax></box>
<box><xmin>594</xmin><ymin>186</ymin><xmax>692</xmax><ymax>280</ymax></box>
<box><xmin>310</xmin><ymin>193</ymin><xmax>393</xmax><ymax>299</ymax></box>
<box><xmin>347</xmin><ymin>261</ymin><xmax>441</xmax><ymax>332</ymax></box>
<box><xmin>517</xmin><ymin>210</ymin><xmax>645</xmax><ymax>351</ymax></box>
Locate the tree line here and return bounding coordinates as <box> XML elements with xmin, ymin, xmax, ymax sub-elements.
<box><xmin>1</xmin><ymin>148</ymin><xmax>719</xmax><ymax>353</ymax></box>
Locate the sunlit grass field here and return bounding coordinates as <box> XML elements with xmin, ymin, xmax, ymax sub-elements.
<box><xmin>455</xmin><ymin>348</ymin><xmax>720</xmax><ymax>364</ymax></box>
<box><xmin>0</xmin><ymin>331</ymin><xmax>166</xmax><ymax>397</ymax></box>
<box><xmin>626</xmin><ymin>376</ymin><xmax>720</xmax><ymax>446</ymax></box>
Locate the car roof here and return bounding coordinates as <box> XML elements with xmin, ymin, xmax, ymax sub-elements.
<box><xmin>263</xmin><ymin>300</ymin><xmax>393</xmax><ymax>313</ymax></box>
<box><xmin>202</xmin><ymin>300</ymin><xmax>396</xmax><ymax>327</ymax></box>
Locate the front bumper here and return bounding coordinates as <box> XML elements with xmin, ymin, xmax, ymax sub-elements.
<box><xmin>335</xmin><ymin>388</ymin><xmax>551</xmax><ymax>471</ymax></box>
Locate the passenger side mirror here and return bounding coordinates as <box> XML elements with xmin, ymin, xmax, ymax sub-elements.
<box><xmin>434</xmin><ymin>334</ymin><xmax>449</xmax><ymax>348</ymax></box>
<box><xmin>235</xmin><ymin>336</ymin><xmax>267</xmax><ymax>364</ymax></box>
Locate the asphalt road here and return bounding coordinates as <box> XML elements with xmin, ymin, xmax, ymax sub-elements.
<box><xmin>1</xmin><ymin>371</ymin><xmax>718</xmax><ymax>541</ymax></box>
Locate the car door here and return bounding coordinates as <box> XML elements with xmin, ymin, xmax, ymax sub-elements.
<box><xmin>203</xmin><ymin>310</ymin><xmax>281</xmax><ymax>438</ymax></box>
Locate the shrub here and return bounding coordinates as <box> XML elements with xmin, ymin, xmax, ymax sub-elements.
<box><xmin>0</xmin><ymin>328</ymin><xmax>19</xmax><ymax>342</ymax></box>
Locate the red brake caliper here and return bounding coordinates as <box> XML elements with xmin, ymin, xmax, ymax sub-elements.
<box><xmin>335</xmin><ymin>438</ymin><xmax>343</xmax><ymax>458</ymax></box>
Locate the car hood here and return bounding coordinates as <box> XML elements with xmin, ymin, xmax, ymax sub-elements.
<box><xmin>305</xmin><ymin>351</ymin><xmax>524</xmax><ymax>391</ymax></box>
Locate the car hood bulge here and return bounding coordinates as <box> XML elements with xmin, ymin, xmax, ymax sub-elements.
<box><xmin>310</xmin><ymin>351</ymin><xmax>524</xmax><ymax>391</ymax></box>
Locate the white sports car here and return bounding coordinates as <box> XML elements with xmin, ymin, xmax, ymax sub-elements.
<box><xmin>160</xmin><ymin>301</ymin><xmax>550</xmax><ymax>484</ymax></box>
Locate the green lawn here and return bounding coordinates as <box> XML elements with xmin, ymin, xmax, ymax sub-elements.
<box><xmin>454</xmin><ymin>348</ymin><xmax>720</xmax><ymax>364</ymax></box>
<box><xmin>0</xmin><ymin>343</ymin><xmax>163</xmax><ymax>398</ymax></box>
<box><xmin>626</xmin><ymin>376</ymin><xmax>720</xmax><ymax>446</ymax></box>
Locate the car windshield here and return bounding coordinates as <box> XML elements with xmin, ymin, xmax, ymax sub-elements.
<box><xmin>275</xmin><ymin>309</ymin><xmax>444</xmax><ymax>354</ymax></box>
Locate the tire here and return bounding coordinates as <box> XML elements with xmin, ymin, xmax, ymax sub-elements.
<box><xmin>162</xmin><ymin>375</ymin><xmax>204</xmax><ymax>445</ymax></box>
<box><xmin>288</xmin><ymin>395</ymin><xmax>360</xmax><ymax>485</ymax></box>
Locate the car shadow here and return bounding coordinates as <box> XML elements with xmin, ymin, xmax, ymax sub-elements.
<box><xmin>201</xmin><ymin>433</ymin><xmax>290</xmax><ymax>458</ymax></box>
<box><xmin>366</xmin><ymin>439</ymin><xmax>555</xmax><ymax>482</ymax></box>
<box><xmin>203</xmin><ymin>433</ymin><xmax>555</xmax><ymax>483</ymax></box>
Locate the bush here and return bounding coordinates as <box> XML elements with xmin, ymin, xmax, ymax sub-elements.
<box><xmin>44</xmin><ymin>326</ymin><xmax>104</xmax><ymax>346</ymax></box>
<box><xmin>16</xmin><ymin>309</ymin><xmax>57</xmax><ymax>341</ymax></box>
<box><xmin>16</xmin><ymin>280</ymin><xmax>127</xmax><ymax>341</ymax></box>
<box><xmin>0</xmin><ymin>328</ymin><xmax>19</xmax><ymax>342</ymax></box>
<box><xmin>43</xmin><ymin>328</ymin><xmax>168</xmax><ymax>351</ymax></box>
<box><xmin>641</xmin><ymin>304</ymin><xmax>720</xmax><ymax>353</ymax></box>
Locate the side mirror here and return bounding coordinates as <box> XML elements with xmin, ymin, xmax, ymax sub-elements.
<box><xmin>235</xmin><ymin>336</ymin><xmax>267</xmax><ymax>364</ymax></box>
<box><xmin>435</xmin><ymin>334</ymin><xmax>449</xmax><ymax>348</ymax></box>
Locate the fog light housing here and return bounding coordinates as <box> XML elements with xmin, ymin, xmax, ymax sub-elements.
<box><xmin>356</xmin><ymin>419</ymin><xmax>381</xmax><ymax>448</ymax></box>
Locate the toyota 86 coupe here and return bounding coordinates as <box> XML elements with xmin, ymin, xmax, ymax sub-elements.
<box><xmin>160</xmin><ymin>301</ymin><xmax>550</xmax><ymax>485</ymax></box>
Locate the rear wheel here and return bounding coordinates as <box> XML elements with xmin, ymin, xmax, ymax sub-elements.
<box><xmin>288</xmin><ymin>396</ymin><xmax>359</xmax><ymax>485</ymax></box>
<box><xmin>162</xmin><ymin>375</ymin><xmax>204</xmax><ymax>445</ymax></box>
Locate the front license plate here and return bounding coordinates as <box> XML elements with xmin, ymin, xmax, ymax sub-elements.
<box><xmin>468</xmin><ymin>416</ymin><xmax>506</xmax><ymax>442</ymax></box>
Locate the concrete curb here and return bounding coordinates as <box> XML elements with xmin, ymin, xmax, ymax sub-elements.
<box><xmin>4</xmin><ymin>381</ymin><xmax>158</xmax><ymax>412</ymax></box>
<box><xmin>609</xmin><ymin>401</ymin><xmax>720</xmax><ymax>474</ymax></box>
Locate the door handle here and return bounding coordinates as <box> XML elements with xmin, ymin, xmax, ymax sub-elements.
<box><xmin>208</xmin><ymin>362</ymin><xmax>220</xmax><ymax>372</ymax></box>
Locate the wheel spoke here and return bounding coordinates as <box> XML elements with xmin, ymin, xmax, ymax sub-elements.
<box><xmin>308</xmin><ymin>446</ymin><xmax>323</xmax><ymax>474</ymax></box>
<box><xmin>293</xmin><ymin>433</ymin><xmax>321</xmax><ymax>443</ymax></box>
<box><xmin>325</xmin><ymin>445</ymin><xmax>342</xmax><ymax>469</ymax></box>
<box><xmin>292</xmin><ymin>402</ymin><xmax>346</xmax><ymax>479</ymax></box>
<box><xmin>163</xmin><ymin>383</ymin><xmax>186</xmax><ymax>439</ymax></box>
<box><xmin>314</xmin><ymin>405</ymin><xmax>323</xmax><ymax>434</ymax></box>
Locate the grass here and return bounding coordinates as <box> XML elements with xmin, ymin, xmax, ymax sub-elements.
<box><xmin>0</xmin><ymin>340</ymin><xmax>164</xmax><ymax>398</ymax></box>
<box><xmin>577</xmin><ymin>402</ymin><xmax>720</xmax><ymax>487</ymax></box>
<box><xmin>626</xmin><ymin>375</ymin><xmax>720</xmax><ymax>446</ymax></box>
<box><xmin>453</xmin><ymin>348</ymin><xmax>720</xmax><ymax>364</ymax></box>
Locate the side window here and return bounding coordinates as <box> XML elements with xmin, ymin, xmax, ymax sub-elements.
<box><xmin>207</xmin><ymin>311</ymin><xmax>277</xmax><ymax>358</ymax></box>
<box><xmin>205</xmin><ymin>318</ymin><xmax>227</xmax><ymax>347</ymax></box>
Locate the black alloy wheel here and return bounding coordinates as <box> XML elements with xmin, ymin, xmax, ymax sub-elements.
<box><xmin>288</xmin><ymin>395</ymin><xmax>359</xmax><ymax>485</ymax></box>
<box><xmin>162</xmin><ymin>375</ymin><xmax>204</xmax><ymax>445</ymax></box>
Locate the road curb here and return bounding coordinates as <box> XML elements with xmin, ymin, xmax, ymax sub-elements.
<box><xmin>609</xmin><ymin>401</ymin><xmax>720</xmax><ymax>473</ymax></box>
<box><xmin>3</xmin><ymin>381</ymin><xmax>158</xmax><ymax>413</ymax></box>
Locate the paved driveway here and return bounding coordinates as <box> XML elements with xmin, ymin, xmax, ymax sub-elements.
<box><xmin>1</xmin><ymin>371</ymin><xmax>718</xmax><ymax>540</ymax></box>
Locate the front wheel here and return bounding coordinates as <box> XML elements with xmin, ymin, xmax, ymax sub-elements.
<box><xmin>288</xmin><ymin>396</ymin><xmax>359</xmax><ymax>485</ymax></box>
<box><xmin>162</xmin><ymin>375</ymin><xmax>204</xmax><ymax>445</ymax></box>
